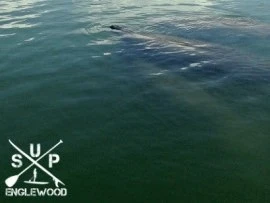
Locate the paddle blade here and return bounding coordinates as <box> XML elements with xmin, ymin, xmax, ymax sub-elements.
<box><xmin>5</xmin><ymin>175</ymin><xmax>19</xmax><ymax>187</ymax></box>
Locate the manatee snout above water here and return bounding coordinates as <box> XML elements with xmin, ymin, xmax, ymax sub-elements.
<box><xmin>110</xmin><ymin>25</ymin><xmax>122</xmax><ymax>31</ymax></box>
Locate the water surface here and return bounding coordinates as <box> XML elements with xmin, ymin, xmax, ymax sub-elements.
<box><xmin>1</xmin><ymin>0</ymin><xmax>270</xmax><ymax>202</ymax></box>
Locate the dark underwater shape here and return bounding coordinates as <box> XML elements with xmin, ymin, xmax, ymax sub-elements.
<box><xmin>110</xmin><ymin>25</ymin><xmax>122</xmax><ymax>31</ymax></box>
<box><xmin>110</xmin><ymin>23</ymin><xmax>270</xmax><ymax>89</ymax></box>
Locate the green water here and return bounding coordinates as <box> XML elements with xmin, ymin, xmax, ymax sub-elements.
<box><xmin>1</xmin><ymin>0</ymin><xmax>270</xmax><ymax>202</ymax></box>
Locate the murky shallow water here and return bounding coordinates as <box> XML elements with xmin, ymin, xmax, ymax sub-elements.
<box><xmin>1</xmin><ymin>0</ymin><xmax>270</xmax><ymax>202</ymax></box>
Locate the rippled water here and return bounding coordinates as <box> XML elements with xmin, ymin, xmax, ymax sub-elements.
<box><xmin>1</xmin><ymin>0</ymin><xmax>270</xmax><ymax>202</ymax></box>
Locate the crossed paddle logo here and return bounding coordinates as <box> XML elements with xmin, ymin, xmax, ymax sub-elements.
<box><xmin>5</xmin><ymin>140</ymin><xmax>65</xmax><ymax>188</ymax></box>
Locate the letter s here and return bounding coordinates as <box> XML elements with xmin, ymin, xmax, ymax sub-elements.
<box><xmin>11</xmin><ymin>154</ymin><xmax>23</xmax><ymax>168</ymax></box>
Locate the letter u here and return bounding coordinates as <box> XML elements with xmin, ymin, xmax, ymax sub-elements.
<box><xmin>30</xmin><ymin>143</ymin><xmax>41</xmax><ymax>157</ymax></box>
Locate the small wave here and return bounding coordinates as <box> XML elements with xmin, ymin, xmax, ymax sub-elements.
<box><xmin>0</xmin><ymin>21</ymin><xmax>40</xmax><ymax>29</ymax></box>
<box><xmin>87</xmin><ymin>40</ymin><xmax>117</xmax><ymax>46</ymax></box>
<box><xmin>0</xmin><ymin>33</ymin><xmax>16</xmax><ymax>37</ymax></box>
<box><xmin>24</xmin><ymin>37</ymin><xmax>35</xmax><ymax>42</ymax></box>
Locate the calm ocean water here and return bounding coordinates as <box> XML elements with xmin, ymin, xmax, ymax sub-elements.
<box><xmin>1</xmin><ymin>0</ymin><xmax>270</xmax><ymax>202</ymax></box>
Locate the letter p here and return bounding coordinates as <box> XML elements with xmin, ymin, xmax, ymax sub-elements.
<box><xmin>49</xmin><ymin>154</ymin><xmax>60</xmax><ymax>168</ymax></box>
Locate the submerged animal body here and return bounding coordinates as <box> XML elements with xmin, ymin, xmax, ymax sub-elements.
<box><xmin>111</xmin><ymin>24</ymin><xmax>213</xmax><ymax>46</ymax></box>
<box><xmin>109</xmin><ymin>24</ymin><xmax>217</xmax><ymax>59</ymax></box>
<box><xmin>109</xmin><ymin>24</ymin><xmax>255</xmax><ymax>82</ymax></box>
<box><xmin>108</xmin><ymin>24</ymin><xmax>270</xmax><ymax>118</ymax></box>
